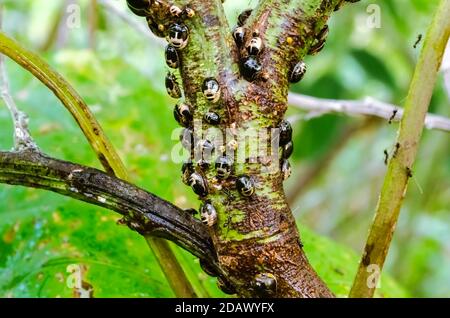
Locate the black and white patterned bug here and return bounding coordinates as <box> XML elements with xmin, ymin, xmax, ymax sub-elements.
<box><xmin>165</xmin><ymin>72</ymin><xmax>182</xmax><ymax>99</ymax></box>
<box><xmin>181</xmin><ymin>160</ymin><xmax>194</xmax><ymax>185</ymax></box>
<box><xmin>233</xmin><ymin>26</ymin><xmax>245</xmax><ymax>47</ymax></box>
<box><xmin>200</xmin><ymin>202</ymin><xmax>217</xmax><ymax>226</ymax></box>
<box><xmin>241</xmin><ymin>56</ymin><xmax>262</xmax><ymax>81</ymax></box>
<box><xmin>202</xmin><ymin>78</ymin><xmax>221</xmax><ymax>103</ymax></box>
<box><xmin>290</xmin><ymin>61</ymin><xmax>307</xmax><ymax>83</ymax></box>
<box><xmin>215</xmin><ymin>156</ymin><xmax>233</xmax><ymax>179</ymax></box>
<box><xmin>126</xmin><ymin>0</ymin><xmax>149</xmax><ymax>16</ymax></box>
<box><xmin>204</xmin><ymin>111</ymin><xmax>220</xmax><ymax>125</ymax></box>
<box><xmin>236</xmin><ymin>175</ymin><xmax>254</xmax><ymax>197</ymax></box>
<box><xmin>278</xmin><ymin>120</ymin><xmax>292</xmax><ymax>146</ymax></box>
<box><xmin>189</xmin><ymin>172</ymin><xmax>208</xmax><ymax>197</ymax></box>
<box><xmin>247</xmin><ymin>37</ymin><xmax>263</xmax><ymax>55</ymax></box>
<box><xmin>165</xmin><ymin>45</ymin><xmax>179</xmax><ymax>69</ymax></box>
<box><xmin>168</xmin><ymin>23</ymin><xmax>189</xmax><ymax>49</ymax></box>
<box><xmin>196</xmin><ymin>139</ymin><xmax>215</xmax><ymax>161</ymax></box>
<box><xmin>253</xmin><ymin>273</ymin><xmax>277</xmax><ymax>297</ymax></box>
<box><xmin>280</xmin><ymin>159</ymin><xmax>291</xmax><ymax>180</ymax></box>
<box><xmin>309</xmin><ymin>24</ymin><xmax>329</xmax><ymax>55</ymax></box>
<box><xmin>179</xmin><ymin>128</ymin><xmax>194</xmax><ymax>151</ymax></box>
<box><xmin>237</xmin><ymin>9</ymin><xmax>252</xmax><ymax>26</ymax></box>
<box><xmin>173</xmin><ymin>103</ymin><xmax>192</xmax><ymax>127</ymax></box>
<box><xmin>282</xmin><ymin>140</ymin><xmax>294</xmax><ymax>159</ymax></box>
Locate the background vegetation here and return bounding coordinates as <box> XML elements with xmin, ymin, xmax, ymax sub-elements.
<box><xmin>0</xmin><ymin>0</ymin><xmax>448</xmax><ymax>297</ymax></box>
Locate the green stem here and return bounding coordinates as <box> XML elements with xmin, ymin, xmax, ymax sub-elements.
<box><xmin>0</xmin><ymin>31</ymin><xmax>197</xmax><ymax>297</ymax></box>
<box><xmin>349</xmin><ymin>0</ymin><xmax>450</xmax><ymax>298</ymax></box>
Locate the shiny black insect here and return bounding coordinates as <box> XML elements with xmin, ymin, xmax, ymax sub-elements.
<box><xmin>237</xmin><ymin>9</ymin><xmax>252</xmax><ymax>26</ymax></box>
<box><xmin>233</xmin><ymin>26</ymin><xmax>245</xmax><ymax>46</ymax></box>
<box><xmin>179</xmin><ymin>128</ymin><xmax>194</xmax><ymax>151</ymax></box>
<box><xmin>241</xmin><ymin>56</ymin><xmax>262</xmax><ymax>81</ymax></box>
<box><xmin>309</xmin><ymin>24</ymin><xmax>329</xmax><ymax>55</ymax></box>
<box><xmin>173</xmin><ymin>103</ymin><xmax>192</xmax><ymax>127</ymax></box>
<box><xmin>165</xmin><ymin>45</ymin><xmax>179</xmax><ymax>69</ymax></box>
<box><xmin>290</xmin><ymin>61</ymin><xmax>307</xmax><ymax>83</ymax></box>
<box><xmin>217</xmin><ymin>278</ymin><xmax>236</xmax><ymax>295</ymax></box>
<box><xmin>199</xmin><ymin>259</ymin><xmax>218</xmax><ymax>277</ymax></box>
<box><xmin>215</xmin><ymin>156</ymin><xmax>233</xmax><ymax>179</ymax></box>
<box><xmin>278</xmin><ymin>120</ymin><xmax>292</xmax><ymax>146</ymax></box>
<box><xmin>253</xmin><ymin>273</ymin><xmax>277</xmax><ymax>297</ymax></box>
<box><xmin>282</xmin><ymin>140</ymin><xmax>294</xmax><ymax>159</ymax></box>
<box><xmin>202</xmin><ymin>78</ymin><xmax>221</xmax><ymax>103</ymax></box>
<box><xmin>146</xmin><ymin>17</ymin><xmax>165</xmax><ymax>38</ymax></box>
<box><xmin>247</xmin><ymin>37</ymin><xmax>263</xmax><ymax>55</ymax></box>
<box><xmin>197</xmin><ymin>139</ymin><xmax>215</xmax><ymax>160</ymax></box>
<box><xmin>281</xmin><ymin>159</ymin><xmax>291</xmax><ymax>180</ymax></box>
<box><xmin>181</xmin><ymin>160</ymin><xmax>194</xmax><ymax>185</ymax></box>
<box><xmin>204</xmin><ymin>111</ymin><xmax>220</xmax><ymax>125</ymax></box>
<box><xmin>200</xmin><ymin>202</ymin><xmax>217</xmax><ymax>226</ymax></box>
<box><xmin>169</xmin><ymin>5</ymin><xmax>182</xmax><ymax>17</ymax></box>
<box><xmin>165</xmin><ymin>72</ymin><xmax>182</xmax><ymax>99</ymax></box>
<box><xmin>126</xmin><ymin>0</ymin><xmax>149</xmax><ymax>16</ymax></box>
<box><xmin>168</xmin><ymin>23</ymin><xmax>189</xmax><ymax>49</ymax></box>
<box><xmin>236</xmin><ymin>175</ymin><xmax>254</xmax><ymax>197</ymax></box>
<box><xmin>189</xmin><ymin>172</ymin><xmax>208</xmax><ymax>197</ymax></box>
<box><xmin>197</xmin><ymin>159</ymin><xmax>210</xmax><ymax>170</ymax></box>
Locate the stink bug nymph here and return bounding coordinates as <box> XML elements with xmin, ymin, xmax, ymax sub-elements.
<box><xmin>168</xmin><ymin>23</ymin><xmax>189</xmax><ymax>49</ymax></box>
<box><xmin>169</xmin><ymin>5</ymin><xmax>182</xmax><ymax>17</ymax></box>
<box><xmin>281</xmin><ymin>159</ymin><xmax>291</xmax><ymax>180</ymax></box>
<box><xmin>236</xmin><ymin>175</ymin><xmax>254</xmax><ymax>197</ymax></box>
<box><xmin>215</xmin><ymin>156</ymin><xmax>233</xmax><ymax>179</ymax></box>
<box><xmin>200</xmin><ymin>202</ymin><xmax>217</xmax><ymax>226</ymax></box>
<box><xmin>233</xmin><ymin>26</ymin><xmax>245</xmax><ymax>46</ymax></box>
<box><xmin>196</xmin><ymin>139</ymin><xmax>215</xmax><ymax>160</ymax></box>
<box><xmin>165</xmin><ymin>45</ymin><xmax>179</xmax><ymax>69</ymax></box>
<box><xmin>202</xmin><ymin>78</ymin><xmax>221</xmax><ymax>103</ymax></box>
<box><xmin>241</xmin><ymin>56</ymin><xmax>262</xmax><ymax>81</ymax></box>
<box><xmin>189</xmin><ymin>172</ymin><xmax>208</xmax><ymax>197</ymax></box>
<box><xmin>237</xmin><ymin>9</ymin><xmax>252</xmax><ymax>26</ymax></box>
<box><xmin>181</xmin><ymin>161</ymin><xmax>194</xmax><ymax>185</ymax></box>
<box><xmin>254</xmin><ymin>273</ymin><xmax>277</xmax><ymax>297</ymax></box>
<box><xmin>247</xmin><ymin>37</ymin><xmax>263</xmax><ymax>55</ymax></box>
<box><xmin>165</xmin><ymin>72</ymin><xmax>182</xmax><ymax>99</ymax></box>
<box><xmin>179</xmin><ymin>128</ymin><xmax>194</xmax><ymax>151</ymax></box>
<box><xmin>173</xmin><ymin>103</ymin><xmax>192</xmax><ymax>127</ymax></box>
<box><xmin>282</xmin><ymin>140</ymin><xmax>294</xmax><ymax>159</ymax></box>
<box><xmin>278</xmin><ymin>120</ymin><xmax>293</xmax><ymax>146</ymax></box>
<box><xmin>290</xmin><ymin>61</ymin><xmax>307</xmax><ymax>83</ymax></box>
<box><xmin>204</xmin><ymin>111</ymin><xmax>220</xmax><ymax>125</ymax></box>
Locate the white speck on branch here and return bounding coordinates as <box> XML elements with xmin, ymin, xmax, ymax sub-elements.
<box><xmin>0</xmin><ymin>6</ymin><xmax>38</xmax><ymax>152</ymax></box>
<box><xmin>287</xmin><ymin>92</ymin><xmax>450</xmax><ymax>133</ymax></box>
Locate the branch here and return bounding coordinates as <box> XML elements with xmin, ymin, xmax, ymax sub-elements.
<box><xmin>287</xmin><ymin>93</ymin><xmax>450</xmax><ymax>132</ymax></box>
<box><xmin>349</xmin><ymin>0</ymin><xmax>450</xmax><ymax>298</ymax></box>
<box><xmin>0</xmin><ymin>150</ymin><xmax>222</xmax><ymax>277</ymax></box>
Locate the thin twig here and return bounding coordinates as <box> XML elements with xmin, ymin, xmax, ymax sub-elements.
<box><xmin>288</xmin><ymin>93</ymin><xmax>450</xmax><ymax>133</ymax></box>
<box><xmin>349</xmin><ymin>0</ymin><xmax>450</xmax><ymax>298</ymax></box>
<box><xmin>0</xmin><ymin>6</ymin><xmax>38</xmax><ymax>151</ymax></box>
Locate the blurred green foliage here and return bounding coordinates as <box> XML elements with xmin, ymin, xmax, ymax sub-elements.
<box><xmin>0</xmin><ymin>0</ymin><xmax>448</xmax><ymax>297</ymax></box>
